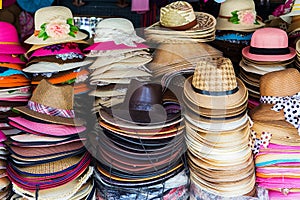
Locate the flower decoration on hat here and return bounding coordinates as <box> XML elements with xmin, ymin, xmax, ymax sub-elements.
<box><xmin>229</xmin><ymin>9</ymin><xmax>260</xmax><ymax>25</ymax></box>
<box><xmin>35</xmin><ymin>17</ymin><xmax>79</xmax><ymax>40</ymax></box>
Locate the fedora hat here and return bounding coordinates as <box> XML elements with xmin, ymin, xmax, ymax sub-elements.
<box><xmin>216</xmin><ymin>0</ymin><xmax>265</xmax><ymax>32</ymax></box>
<box><xmin>13</xmin><ymin>79</ymin><xmax>85</xmax><ymax>126</ymax></box>
<box><xmin>242</xmin><ymin>27</ymin><xmax>296</xmax><ymax>62</ymax></box>
<box><xmin>0</xmin><ymin>22</ymin><xmax>26</xmax><ymax>54</ymax></box>
<box><xmin>24</xmin><ymin>6</ymin><xmax>87</xmax><ymax>45</ymax></box>
<box><xmin>103</xmin><ymin>79</ymin><xmax>181</xmax><ymax>125</ymax></box>
<box><xmin>184</xmin><ymin>57</ymin><xmax>248</xmax><ymax>110</ymax></box>
<box><xmin>250</xmin><ymin>68</ymin><xmax>300</xmax><ymax>134</ymax></box>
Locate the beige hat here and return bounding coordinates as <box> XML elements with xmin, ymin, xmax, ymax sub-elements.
<box><xmin>216</xmin><ymin>0</ymin><xmax>265</xmax><ymax>32</ymax></box>
<box><xmin>24</xmin><ymin>6</ymin><xmax>87</xmax><ymax>45</ymax></box>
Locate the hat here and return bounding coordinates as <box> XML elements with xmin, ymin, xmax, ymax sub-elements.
<box><xmin>159</xmin><ymin>1</ymin><xmax>197</xmax><ymax>31</ymax></box>
<box><xmin>103</xmin><ymin>79</ymin><xmax>181</xmax><ymax>125</ymax></box>
<box><xmin>216</xmin><ymin>0</ymin><xmax>265</xmax><ymax>32</ymax></box>
<box><xmin>242</xmin><ymin>27</ymin><xmax>296</xmax><ymax>61</ymax></box>
<box><xmin>16</xmin><ymin>0</ymin><xmax>54</xmax><ymax>13</ymax></box>
<box><xmin>249</xmin><ymin>68</ymin><xmax>300</xmax><ymax>133</ymax></box>
<box><xmin>280</xmin><ymin>0</ymin><xmax>300</xmax><ymax>23</ymax></box>
<box><xmin>85</xmin><ymin>18</ymin><xmax>145</xmax><ymax>50</ymax></box>
<box><xmin>184</xmin><ymin>57</ymin><xmax>248</xmax><ymax>110</ymax></box>
<box><xmin>24</xmin><ymin>6</ymin><xmax>87</xmax><ymax>45</ymax></box>
<box><xmin>0</xmin><ymin>54</ymin><xmax>25</xmax><ymax>64</ymax></box>
<box><xmin>0</xmin><ymin>22</ymin><xmax>26</xmax><ymax>54</ymax></box>
<box><xmin>13</xmin><ymin>79</ymin><xmax>85</xmax><ymax>126</ymax></box>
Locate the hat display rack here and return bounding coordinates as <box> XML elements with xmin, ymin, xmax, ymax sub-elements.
<box><xmin>1</xmin><ymin>0</ymin><xmax>300</xmax><ymax>199</ymax></box>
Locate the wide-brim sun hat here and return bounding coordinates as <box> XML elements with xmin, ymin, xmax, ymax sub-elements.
<box><xmin>24</xmin><ymin>6</ymin><xmax>87</xmax><ymax>45</ymax></box>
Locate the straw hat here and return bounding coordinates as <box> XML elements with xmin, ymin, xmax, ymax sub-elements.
<box><xmin>24</xmin><ymin>6</ymin><xmax>87</xmax><ymax>45</ymax></box>
<box><xmin>216</xmin><ymin>0</ymin><xmax>265</xmax><ymax>32</ymax></box>
<box><xmin>242</xmin><ymin>27</ymin><xmax>296</xmax><ymax>62</ymax></box>
<box><xmin>184</xmin><ymin>57</ymin><xmax>248</xmax><ymax>110</ymax></box>
<box><xmin>250</xmin><ymin>68</ymin><xmax>300</xmax><ymax>123</ymax></box>
<box><xmin>280</xmin><ymin>0</ymin><xmax>300</xmax><ymax>23</ymax></box>
<box><xmin>14</xmin><ymin>79</ymin><xmax>85</xmax><ymax>126</ymax></box>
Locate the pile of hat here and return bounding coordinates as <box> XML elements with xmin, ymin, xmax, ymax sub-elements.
<box><xmin>240</xmin><ymin>27</ymin><xmax>296</xmax><ymax>109</ymax></box>
<box><xmin>294</xmin><ymin>39</ymin><xmax>300</xmax><ymax>68</ymax></box>
<box><xmin>211</xmin><ymin>0</ymin><xmax>265</xmax><ymax>68</ymax></box>
<box><xmin>93</xmin><ymin>79</ymin><xmax>189</xmax><ymax>199</ymax></box>
<box><xmin>22</xmin><ymin>6</ymin><xmax>93</xmax><ymax>95</ymax></box>
<box><xmin>84</xmin><ymin>17</ymin><xmax>152</xmax><ymax>109</ymax></box>
<box><xmin>144</xmin><ymin>1</ymin><xmax>217</xmax><ymax>43</ymax></box>
<box><xmin>183</xmin><ymin>57</ymin><xmax>256</xmax><ymax>197</ymax></box>
<box><xmin>6</xmin><ymin>80</ymin><xmax>95</xmax><ymax>199</ymax></box>
<box><xmin>249</xmin><ymin>68</ymin><xmax>300</xmax><ymax>199</ymax></box>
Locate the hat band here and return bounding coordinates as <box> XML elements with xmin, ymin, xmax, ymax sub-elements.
<box><xmin>160</xmin><ymin>18</ymin><xmax>198</xmax><ymax>31</ymax></box>
<box><xmin>249</xmin><ymin>46</ymin><xmax>290</xmax><ymax>55</ymax></box>
<box><xmin>192</xmin><ymin>85</ymin><xmax>239</xmax><ymax>96</ymax></box>
<box><xmin>0</xmin><ymin>42</ymin><xmax>20</xmax><ymax>45</ymax></box>
<box><xmin>28</xmin><ymin>100</ymin><xmax>75</xmax><ymax>118</ymax></box>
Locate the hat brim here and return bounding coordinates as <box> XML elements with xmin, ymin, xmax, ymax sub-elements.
<box><xmin>0</xmin><ymin>45</ymin><xmax>26</xmax><ymax>55</ymax></box>
<box><xmin>216</xmin><ymin>18</ymin><xmax>265</xmax><ymax>32</ymax></box>
<box><xmin>0</xmin><ymin>55</ymin><xmax>25</xmax><ymax>64</ymax></box>
<box><xmin>249</xmin><ymin>103</ymin><xmax>285</xmax><ymax>121</ymax></box>
<box><xmin>184</xmin><ymin>77</ymin><xmax>248</xmax><ymax>109</ymax></box>
<box><xmin>242</xmin><ymin>46</ymin><xmax>296</xmax><ymax>62</ymax></box>
<box><xmin>84</xmin><ymin>41</ymin><xmax>149</xmax><ymax>51</ymax></box>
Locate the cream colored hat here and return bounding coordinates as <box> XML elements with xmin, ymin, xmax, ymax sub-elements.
<box><xmin>24</xmin><ymin>6</ymin><xmax>87</xmax><ymax>45</ymax></box>
<box><xmin>216</xmin><ymin>0</ymin><xmax>265</xmax><ymax>32</ymax></box>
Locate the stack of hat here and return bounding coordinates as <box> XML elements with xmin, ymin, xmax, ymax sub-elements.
<box><xmin>211</xmin><ymin>0</ymin><xmax>265</xmax><ymax>69</ymax></box>
<box><xmin>183</xmin><ymin>57</ymin><xmax>256</xmax><ymax>197</ymax></box>
<box><xmin>0</xmin><ymin>130</ymin><xmax>11</xmax><ymax>199</ymax></box>
<box><xmin>93</xmin><ymin>79</ymin><xmax>189</xmax><ymax>199</ymax></box>
<box><xmin>240</xmin><ymin>27</ymin><xmax>296</xmax><ymax>108</ymax></box>
<box><xmin>294</xmin><ymin>39</ymin><xmax>300</xmax><ymax>68</ymax></box>
<box><xmin>84</xmin><ymin>18</ymin><xmax>152</xmax><ymax>109</ymax></box>
<box><xmin>6</xmin><ymin>80</ymin><xmax>95</xmax><ymax>199</ymax></box>
<box><xmin>21</xmin><ymin>6</ymin><xmax>93</xmax><ymax>95</ymax></box>
<box><xmin>249</xmin><ymin>68</ymin><xmax>300</xmax><ymax>199</ymax></box>
<box><xmin>144</xmin><ymin>1</ymin><xmax>217</xmax><ymax>43</ymax></box>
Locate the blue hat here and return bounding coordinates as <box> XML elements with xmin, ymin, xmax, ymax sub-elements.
<box><xmin>16</xmin><ymin>0</ymin><xmax>54</xmax><ymax>13</ymax></box>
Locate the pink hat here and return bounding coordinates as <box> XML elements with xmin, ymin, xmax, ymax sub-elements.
<box><xmin>0</xmin><ymin>22</ymin><xmax>26</xmax><ymax>54</ymax></box>
<box><xmin>0</xmin><ymin>54</ymin><xmax>25</xmax><ymax>64</ymax></box>
<box><xmin>242</xmin><ymin>27</ymin><xmax>296</xmax><ymax>61</ymax></box>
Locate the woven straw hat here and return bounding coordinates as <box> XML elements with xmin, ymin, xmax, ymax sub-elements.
<box><xmin>160</xmin><ymin>1</ymin><xmax>197</xmax><ymax>31</ymax></box>
<box><xmin>250</xmin><ymin>68</ymin><xmax>300</xmax><ymax>121</ymax></box>
<box><xmin>184</xmin><ymin>57</ymin><xmax>247</xmax><ymax>109</ymax></box>
<box><xmin>24</xmin><ymin>6</ymin><xmax>87</xmax><ymax>45</ymax></box>
<box><xmin>216</xmin><ymin>0</ymin><xmax>265</xmax><ymax>32</ymax></box>
<box><xmin>14</xmin><ymin>79</ymin><xmax>85</xmax><ymax>126</ymax></box>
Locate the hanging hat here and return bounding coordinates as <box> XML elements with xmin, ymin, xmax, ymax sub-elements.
<box><xmin>0</xmin><ymin>22</ymin><xmax>26</xmax><ymax>54</ymax></box>
<box><xmin>280</xmin><ymin>0</ymin><xmax>300</xmax><ymax>23</ymax></box>
<box><xmin>13</xmin><ymin>79</ymin><xmax>85</xmax><ymax>126</ymax></box>
<box><xmin>242</xmin><ymin>27</ymin><xmax>296</xmax><ymax>61</ymax></box>
<box><xmin>16</xmin><ymin>0</ymin><xmax>54</xmax><ymax>13</ymax></box>
<box><xmin>24</xmin><ymin>6</ymin><xmax>87</xmax><ymax>45</ymax></box>
<box><xmin>184</xmin><ymin>57</ymin><xmax>248</xmax><ymax>110</ymax></box>
<box><xmin>216</xmin><ymin>0</ymin><xmax>265</xmax><ymax>32</ymax></box>
<box><xmin>250</xmin><ymin>68</ymin><xmax>300</xmax><ymax>134</ymax></box>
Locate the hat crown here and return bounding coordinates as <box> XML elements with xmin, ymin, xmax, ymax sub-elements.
<box><xmin>192</xmin><ymin>57</ymin><xmax>237</xmax><ymax>92</ymax></box>
<box><xmin>30</xmin><ymin>79</ymin><xmax>74</xmax><ymax>110</ymax></box>
<box><xmin>96</xmin><ymin>18</ymin><xmax>135</xmax><ymax>34</ymax></box>
<box><xmin>260</xmin><ymin>68</ymin><xmax>300</xmax><ymax>97</ymax></box>
<box><xmin>250</xmin><ymin>27</ymin><xmax>288</xmax><ymax>49</ymax></box>
<box><xmin>219</xmin><ymin>0</ymin><xmax>256</xmax><ymax>17</ymax></box>
<box><xmin>160</xmin><ymin>1</ymin><xmax>196</xmax><ymax>28</ymax></box>
<box><xmin>0</xmin><ymin>21</ymin><xmax>19</xmax><ymax>43</ymax></box>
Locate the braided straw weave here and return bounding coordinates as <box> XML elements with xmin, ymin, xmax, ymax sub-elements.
<box><xmin>192</xmin><ymin>57</ymin><xmax>237</xmax><ymax>92</ymax></box>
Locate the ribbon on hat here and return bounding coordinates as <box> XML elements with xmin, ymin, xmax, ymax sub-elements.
<box><xmin>250</xmin><ymin>129</ymin><xmax>272</xmax><ymax>155</ymax></box>
<box><xmin>260</xmin><ymin>92</ymin><xmax>300</xmax><ymax>135</ymax></box>
<box><xmin>28</xmin><ymin>100</ymin><xmax>75</xmax><ymax>118</ymax></box>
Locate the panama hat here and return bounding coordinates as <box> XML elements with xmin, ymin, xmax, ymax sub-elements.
<box><xmin>13</xmin><ymin>79</ymin><xmax>85</xmax><ymax>126</ymax></box>
<box><xmin>242</xmin><ymin>27</ymin><xmax>296</xmax><ymax>62</ymax></box>
<box><xmin>24</xmin><ymin>6</ymin><xmax>87</xmax><ymax>45</ymax></box>
<box><xmin>216</xmin><ymin>0</ymin><xmax>265</xmax><ymax>32</ymax></box>
<box><xmin>184</xmin><ymin>57</ymin><xmax>248</xmax><ymax>110</ymax></box>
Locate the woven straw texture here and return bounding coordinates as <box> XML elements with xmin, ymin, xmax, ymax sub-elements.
<box><xmin>192</xmin><ymin>57</ymin><xmax>237</xmax><ymax>92</ymax></box>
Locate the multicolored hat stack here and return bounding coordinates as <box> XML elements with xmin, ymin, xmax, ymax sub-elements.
<box><xmin>93</xmin><ymin>79</ymin><xmax>189</xmax><ymax>199</ymax></box>
<box><xmin>22</xmin><ymin>6</ymin><xmax>93</xmax><ymax>95</ymax></box>
<box><xmin>240</xmin><ymin>27</ymin><xmax>296</xmax><ymax>109</ymax></box>
<box><xmin>211</xmin><ymin>0</ymin><xmax>265</xmax><ymax>67</ymax></box>
<box><xmin>249</xmin><ymin>68</ymin><xmax>300</xmax><ymax>199</ymax></box>
<box><xmin>183</xmin><ymin>57</ymin><xmax>256</xmax><ymax>197</ymax></box>
<box><xmin>6</xmin><ymin>80</ymin><xmax>95</xmax><ymax>199</ymax></box>
<box><xmin>144</xmin><ymin>1</ymin><xmax>217</xmax><ymax>43</ymax></box>
<box><xmin>0</xmin><ymin>130</ymin><xmax>11</xmax><ymax>199</ymax></box>
<box><xmin>84</xmin><ymin>17</ymin><xmax>152</xmax><ymax>109</ymax></box>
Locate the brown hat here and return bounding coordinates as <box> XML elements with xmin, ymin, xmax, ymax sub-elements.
<box><xmin>14</xmin><ymin>79</ymin><xmax>85</xmax><ymax>126</ymax></box>
<box><xmin>250</xmin><ymin>68</ymin><xmax>300</xmax><ymax>134</ymax></box>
